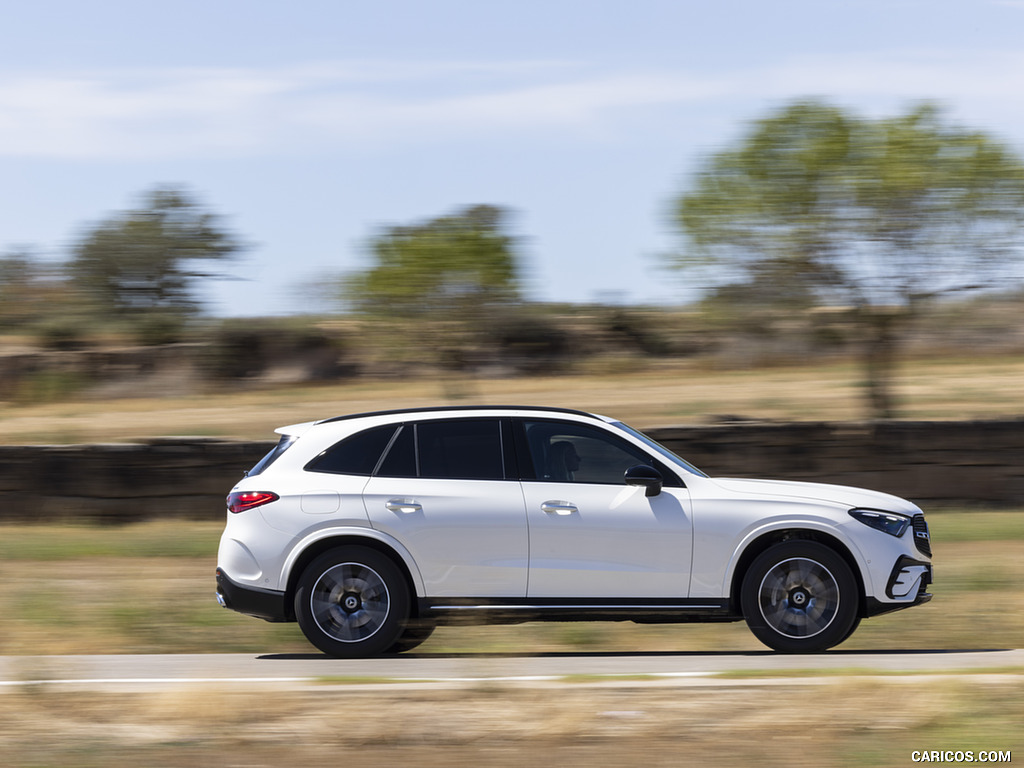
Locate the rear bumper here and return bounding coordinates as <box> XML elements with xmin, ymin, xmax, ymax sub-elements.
<box><xmin>215</xmin><ymin>568</ymin><xmax>290</xmax><ymax>623</ymax></box>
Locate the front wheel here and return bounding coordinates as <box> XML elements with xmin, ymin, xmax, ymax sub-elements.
<box><xmin>741</xmin><ymin>541</ymin><xmax>859</xmax><ymax>653</ymax></box>
<box><xmin>294</xmin><ymin>546</ymin><xmax>409</xmax><ymax>658</ymax></box>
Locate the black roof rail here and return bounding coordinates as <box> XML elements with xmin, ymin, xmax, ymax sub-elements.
<box><xmin>316</xmin><ymin>405</ymin><xmax>596</xmax><ymax>425</ymax></box>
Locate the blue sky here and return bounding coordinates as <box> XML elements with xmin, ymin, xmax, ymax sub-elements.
<box><xmin>3</xmin><ymin>0</ymin><xmax>1024</xmax><ymax>315</ymax></box>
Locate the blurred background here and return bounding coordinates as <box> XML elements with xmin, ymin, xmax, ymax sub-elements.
<box><xmin>2</xmin><ymin>0</ymin><xmax>1023</xmax><ymax>433</ymax></box>
<box><xmin>1</xmin><ymin>3</ymin><xmax>1022</xmax><ymax>765</ymax></box>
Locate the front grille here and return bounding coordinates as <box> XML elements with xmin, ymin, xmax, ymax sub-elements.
<box><xmin>912</xmin><ymin>514</ymin><xmax>931</xmax><ymax>558</ymax></box>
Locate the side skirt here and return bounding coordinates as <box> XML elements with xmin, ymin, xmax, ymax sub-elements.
<box><xmin>418</xmin><ymin>597</ymin><xmax>740</xmax><ymax>625</ymax></box>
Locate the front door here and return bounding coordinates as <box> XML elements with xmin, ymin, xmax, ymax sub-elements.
<box><xmin>519</xmin><ymin>419</ymin><xmax>693</xmax><ymax>599</ymax></box>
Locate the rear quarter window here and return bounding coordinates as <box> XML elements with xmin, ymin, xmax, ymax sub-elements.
<box><xmin>306</xmin><ymin>424</ymin><xmax>399</xmax><ymax>475</ymax></box>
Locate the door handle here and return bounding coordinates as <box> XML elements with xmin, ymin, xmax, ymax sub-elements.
<box><xmin>541</xmin><ymin>500</ymin><xmax>577</xmax><ymax>516</ymax></box>
<box><xmin>386</xmin><ymin>498</ymin><xmax>422</xmax><ymax>514</ymax></box>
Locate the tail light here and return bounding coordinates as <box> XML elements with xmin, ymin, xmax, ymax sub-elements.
<box><xmin>227</xmin><ymin>491</ymin><xmax>279</xmax><ymax>514</ymax></box>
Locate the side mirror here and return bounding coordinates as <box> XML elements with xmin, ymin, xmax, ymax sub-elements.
<box><xmin>624</xmin><ymin>464</ymin><xmax>663</xmax><ymax>497</ymax></box>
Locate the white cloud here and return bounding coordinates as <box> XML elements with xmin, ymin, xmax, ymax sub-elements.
<box><xmin>0</xmin><ymin>62</ymin><xmax>720</xmax><ymax>159</ymax></box>
<box><xmin>756</xmin><ymin>49</ymin><xmax>1024</xmax><ymax>103</ymax></box>
<box><xmin>2</xmin><ymin>50</ymin><xmax>1023</xmax><ymax>160</ymax></box>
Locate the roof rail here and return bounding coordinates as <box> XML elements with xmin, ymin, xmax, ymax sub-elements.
<box><xmin>317</xmin><ymin>404</ymin><xmax>595</xmax><ymax>425</ymax></box>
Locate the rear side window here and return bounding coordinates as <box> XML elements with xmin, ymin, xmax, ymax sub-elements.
<box><xmin>418</xmin><ymin>419</ymin><xmax>504</xmax><ymax>480</ymax></box>
<box><xmin>376</xmin><ymin>425</ymin><xmax>416</xmax><ymax>478</ymax></box>
<box><xmin>375</xmin><ymin>419</ymin><xmax>506</xmax><ymax>480</ymax></box>
<box><xmin>306</xmin><ymin>425</ymin><xmax>399</xmax><ymax>475</ymax></box>
<box><xmin>247</xmin><ymin>434</ymin><xmax>297</xmax><ymax>477</ymax></box>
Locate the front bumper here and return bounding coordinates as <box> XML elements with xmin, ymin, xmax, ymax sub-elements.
<box><xmin>864</xmin><ymin>556</ymin><xmax>933</xmax><ymax>617</ymax></box>
<box><xmin>215</xmin><ymin>568</ymin><xmax>290</xmax><ymax>623</ymax></box>
<box><xmin>885</xmin><ymin>555</ymin><xmax>933</xmax><ymax>600</ymax></box>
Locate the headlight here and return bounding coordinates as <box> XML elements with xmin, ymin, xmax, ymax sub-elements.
<box><xmin>849</xmin><ymin>508</ymin><xmax>911</xmax><ymax>537</ymax></box>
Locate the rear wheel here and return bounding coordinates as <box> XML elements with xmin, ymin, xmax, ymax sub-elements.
<box><xmin>741</xmin><ymin>540</ymin><xmax>859</xmax><ymax>653</ymax></box>
<box><xmin>387</xmin><ymin>620</ymin><xmax>437</xmax><ymax>654</ymax></box>
<box><xmin>294</xmin><ymin>546</ymin><xmax>409</xmax><ymax>658</ymax></box>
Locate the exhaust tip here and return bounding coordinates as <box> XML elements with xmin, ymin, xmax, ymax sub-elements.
<box><xmin>215</xmin><ymin>591</ymin><xmax>227</xmax><ymax>608</ymax></box>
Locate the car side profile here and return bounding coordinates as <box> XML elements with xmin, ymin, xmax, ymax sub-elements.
<box><xmin>215</xmin><ymin>406</ymin><xmax>933</xmax><ymax>656</ymax></box>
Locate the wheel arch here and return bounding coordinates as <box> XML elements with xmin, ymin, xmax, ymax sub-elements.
<box><xmin>727</xmin><ymin>528</ymin><xmax>868</xmax><ymax>618</ymax></box>
<box><xmin>283</xmin><ymin>534</ymin><xmax>423</xmax><ymax>622</ymax></box>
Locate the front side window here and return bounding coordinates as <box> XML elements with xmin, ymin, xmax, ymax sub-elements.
<box><xmin>523</xmin><ymin>420</ymin><xmax>655</xmax><ymax>485</ymax></box>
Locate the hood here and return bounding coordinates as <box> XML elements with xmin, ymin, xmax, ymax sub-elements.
<box><xmin>709</xmin><ymin>477</ymin><xmax>920</xmax><ymax>514</ymax></box>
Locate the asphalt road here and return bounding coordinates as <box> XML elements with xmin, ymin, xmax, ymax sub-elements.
<box><xmin>2</xmin><ymin>649</ymin><xmax>1021</xmax><ymax>691</ymax></box>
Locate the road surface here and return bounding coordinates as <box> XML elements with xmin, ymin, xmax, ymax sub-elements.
<box><xmin>2</xmin><ymin>649</ymin><xmax>1020</xmax><ymax>691</ymax></box>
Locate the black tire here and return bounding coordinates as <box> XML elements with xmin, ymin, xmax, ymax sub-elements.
<box><xmin>740</xmin><ymin>540</ymin><xmax>859</xmax><ymax>653</ymax></box>
<box><xmin>294</xmin><ymin>546</ymin><xmax>409</xmax><ymax>658</ymax></box>
<box><xmin>838</xmin><ymin>616</ymin><xmax>862</xmax><ymax>645</ymax></box>
<box><xmin>387</xmin><ymin>620</ymin><xmax>437</xmax><ymax>654</ymax></box>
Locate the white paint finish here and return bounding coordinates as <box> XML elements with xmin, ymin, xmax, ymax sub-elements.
<box><xmin>522</xmin><ymin>482</ymin><xmax>692</xmax><ymax>598</ymax></box>
<box><xmin>300</xmin><ymin>490</ymin><xmax>341</xmax><ymax>514</ymax></box>
<box><xmin>362</xmin><ymin>476</ymin><xmax>529</xmax><ymax>597</ymax></box>
<box><xmin>216</xmin><ymin>537</ymin><xmax>263</xmax><ymax>581</ymax></box>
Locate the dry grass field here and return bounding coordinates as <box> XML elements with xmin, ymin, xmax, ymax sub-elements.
<box><xmin>0</xmin><ymin>355</ymin><xmax>1022</xmax><ymax>444</ymax></box>
<box><xmin>1</xmin><ymin>676</ymin><xmax>1020</xmax><ymax>768</ymax></box>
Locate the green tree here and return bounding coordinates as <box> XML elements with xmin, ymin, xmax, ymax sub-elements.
<box><xmin>673</xmin><ymin>101</ymin><xmax>1024</xmax><ymax>418</ymax></box>
<box><xmin>0</xmin><ymin>249</ymin><xmax>43</xmax><ymax>327</ymax></box>
<box><xmin>348</xmin><ymin>204</ymin><xmax>518</xmax><ymax>315</ymax></box>
<box><xmin>345</xmin><ymin>204</ymin><xmax>520</xmax><ymax>393</ymax></box>
<box><xmin>0</xmin><ymin>248</ymin><xmax>85</xmax><ymax>340</ymax></box>
<box><xmin>70</xmin><ymin>186</ymin><xmax>244</xmax><ymax>322</ymax></box>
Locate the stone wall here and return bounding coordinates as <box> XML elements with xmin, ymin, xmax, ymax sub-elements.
<box><xmin>0</xmin><ymin>439</ymin><xmax>271</xmax><ymax>523</ymax></box>
<box><xmin>649</xmin><ymin>419</ymin><xmax>1024</xmax><ymax>508</ymax></box>
<box><xmin>1</xmin><ymin>419</ymin><xmax>1021</xmax><ymax>522</ymax></box>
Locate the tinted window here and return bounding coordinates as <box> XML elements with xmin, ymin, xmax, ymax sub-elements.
<box><xmin>376</xmin><ymin>425</ymin><xmax>417</xmax><ymax>477</ymax></box>
<box><xmin>418</xmin><ymin>419</ymin><xmax>505</xmax><ymax>480</ymax></box>
<box><xmin>307</xmin><ymin>424</ymin><xmax>398</xmax><ymax>475</ymax></box>
<box><xmin>247</xmin><ymin>434</ymin><xmax>297</xmax><ymax>477</ymax></box>
<box><xmin>523</xmin><ymin>420</ymin><xmax>652</xmax><ymax>485</ymax></box>
<box><xmin>374</xmin><ymin>419</ymin><xmax>505</xmax><ymax>480</ymax></box>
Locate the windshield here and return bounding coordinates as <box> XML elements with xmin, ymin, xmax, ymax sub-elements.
<box><xmin>611</xmin><ymin>422</ymin><xmax>708</xmax><ymax>478</ymax></box>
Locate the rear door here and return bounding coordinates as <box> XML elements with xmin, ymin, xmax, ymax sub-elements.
<box><xmin>362</xmin><ymin>418</ymin><xmax>529</xmax><ymax>597</ymax></box>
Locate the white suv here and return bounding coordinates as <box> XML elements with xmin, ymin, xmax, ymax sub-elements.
<box><xmin>216</xmin><ymin>406</ymin><xmax>933</xmax><ymax>656</ymax></box>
